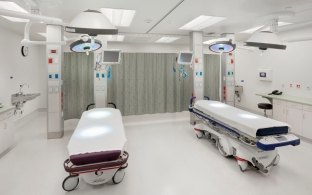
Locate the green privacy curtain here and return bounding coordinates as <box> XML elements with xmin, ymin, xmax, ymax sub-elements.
<box><xmin>63</xmin><ymin>52</ymin><xmax>94</xmax><ymax>120</ymax></box>
<box><xmin>203</xmin><ymin>54</ymin><xmax>220</xmax><ymax>101</ymax></box>
<box><xmin>107</xmin><ymin>53</ymin><xmax>193</xmax><ymax>116</ymax></box>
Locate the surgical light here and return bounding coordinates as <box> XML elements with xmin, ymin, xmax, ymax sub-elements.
<box><xmin>245</xmin><ymin>31</ymin><xmax>286</xmax><ymax>50</ymax></box>
<box><xmin>206</xmin><ymin>39</ymin><xmax>236</xmax><ymax>53</ymax></box>
<box><xmin>65</xmin><ymin>10</ymin><xmax>118</xmax><ymax>36</ymax></box>
<box><xmin>0</xmin><ymin>1</ymin><xmax>29</xmax><ymax>22</ymax></box>
<box><xmin>70</xmin><ymin>37</ymin><xmax>102</xmax><ymax>54</ymax></box>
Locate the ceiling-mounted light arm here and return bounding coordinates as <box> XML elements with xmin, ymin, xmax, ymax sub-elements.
<box><xmin>21</xmin><ymin>21</ymin><xmax>66</xmax><ymax>45</ymax></box>
<box><xmin>0</xmin><ymin>8</ymin><xmax>66</xmax><ymax>45</ymax></box>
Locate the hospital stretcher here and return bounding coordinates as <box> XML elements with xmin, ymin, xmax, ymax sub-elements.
<box><xmin>189</xmin><ymin>98</ymin><xmax>300</xmax><ymax>174</ymax></box>
<box><xmin>62</xmin><ymin>108</ymin><xmax>128</xmax><ymax>191</ymax></box>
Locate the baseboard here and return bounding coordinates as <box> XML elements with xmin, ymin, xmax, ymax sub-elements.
<box><xmin>47</xmin><ymin>131</ymin><xmax>64</xmax><ymax>139</ymax></box>
<box><xmin>38</xmin><ymin>108</ymin><xmax>47</xmax><ymax>112</ymax></box>
<box><xmin>294</xmin><ymin>134</ymin><xmax>312</xmax><ymax>144</ymax></box>
<box><xmin>14</xmin><ymin>108</ymin><xmax>45</xmax><ymax>129</ymax></box>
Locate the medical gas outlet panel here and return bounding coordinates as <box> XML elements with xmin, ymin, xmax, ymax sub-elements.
<box><xmin>221</xmin><ymin>53</ymin><xmax>235</xmax><ymax>106</ymax></box>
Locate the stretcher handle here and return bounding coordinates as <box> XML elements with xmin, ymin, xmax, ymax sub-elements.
<box><xmin>190</xmin><ymin>96</ymin><xmax>196</xmax><ymax>107</ymax></box>
<box><xmin>204</xmin><ymin>96</ymin><xmax>210</xmax><ymax>100</ymax></box>
<box><xmin>108</xmin><ymin>102</ymin><xmax>117</xmax><ymax>109</ymax></box>
<box><xmin>86</xmin><ymin>103</ymin><xmax>95</xmax><ymax>111</ymax></box>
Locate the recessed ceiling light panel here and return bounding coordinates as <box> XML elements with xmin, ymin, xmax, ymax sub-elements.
<box><xmin>0</xmin><ymin>1</ymin><xmax>29</xmax><ymax>22</ymax></box>
<box><xmin>107</xmin><ymin>35</ymin><xmax>125</xmax><ymax>42</ymax></box>
<box><xmin>179</xmin><ymin>15</ymin><xmax>226</xmax><ymax>31</ymax></box>
<box><xmin>101</xmin><ymin>8</ymin><xmax>136</xmax><ymax>27</ymax></box>
<box><xmin>156</xmin><ymin>37</ymin><xmax>180</xmax><ymax>43</ymax></box>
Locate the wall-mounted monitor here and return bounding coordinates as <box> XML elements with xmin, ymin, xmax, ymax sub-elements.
<box><xmin>102</xmin><ymin>50</ymin><xmax>121</xmax><ymax>65</ymax></box>
<box><xmin>258</xmin><ymin>69</ymin><xmax>272</xmax><ymax>82</ymax></box>
<box><xmin>177</xmin><ymin>52</ymin><xmax>194</xmax><ymax>65</ymax></box>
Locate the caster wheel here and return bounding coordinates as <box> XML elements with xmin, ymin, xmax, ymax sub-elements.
<box><xmin>113</xmin><ymin>168</ymin><xmax>125</xmax><ymax>184</ymax></box>
<box><xmin>217</xmin><ymin>140</ymin><xmax>229</xmax><ymax>157</ymax></box>
<box><xmin>195</xmin><ymin>131</ymin><xmax>204</xmax><ymax>139</ymax></box>
<box><xmin>62</xmin><ymin>175</ymin><xmax>79</xmax><ymax>191</ymax></box>
<box><xmin>273</xmin><ymin>154</ymin><xmax>280</xmax><ymax>166</ymax></box>
<box><xmin>238</xmin><ymin>161</ymin><xmax>248</xmax><ymax>172</ymax></box>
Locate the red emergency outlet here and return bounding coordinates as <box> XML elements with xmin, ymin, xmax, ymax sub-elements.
<box><xmin>231</xmin><ymin>59</ymin><xmax>234</xmax><ymax>64</ymax></box>
<box><xmin>48</xmin><ymin>58</ymin><xmax>53</xmax><ymax>64</ymax></box>
<box><xmin>195</xmin><ymin>58</ymin><xmax>199</xmax><ymax>63</ymax></box>
<box><xmin>51</xmin><ymin>49</ymin><xmax>57</xmax><ymax>54</ymax></box>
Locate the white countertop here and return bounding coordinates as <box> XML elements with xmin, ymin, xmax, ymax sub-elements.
<box><xmin>256</xmin><ymin>93</ymin><xmax>312</xmax><ymax>106</ymax></box>
<box><xmin>0</xmin><ymin>106</ymin><xmax>15</xmax><ymax>114</ymax></box>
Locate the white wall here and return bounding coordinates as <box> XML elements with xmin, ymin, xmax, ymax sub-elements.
<box><xmin>0</xmin><ymin>27</ymin><xmax>46</xmax><ymax>118</ymax></box>
<box><xmin>235</xmin><ymin>40</ymin><xmax>312</xmax><ymax>113</ymax></box>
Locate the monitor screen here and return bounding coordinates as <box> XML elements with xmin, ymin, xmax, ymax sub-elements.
<box><xmin>177</xmin><ymin>52</ymin><xmax>193</xmax><ymax>65</ymax></box>
<box><xmin>260</xmin><ymin>72</ymin><xmax>266</xmax><ymax>78</ymax></box>
<box><xmin>102</xmin><ymin>50</ymin><xmax>121</xmax><ymax>64</ymax></box>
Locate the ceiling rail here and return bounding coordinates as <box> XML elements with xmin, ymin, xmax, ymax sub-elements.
<box><xmin>146</xmin><ymin>0</ymin><xmax>185</xmax><ymax>33</ymax></box>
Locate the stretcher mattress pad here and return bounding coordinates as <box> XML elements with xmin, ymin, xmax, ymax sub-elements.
<box><xmin>68</xmin><ymin>108</ymin><xmax>127</xmax><ymax>157</ymax></box>
<box><xmin>194</xmin><ymin>100</ymin><xmax>290</xmax><ymax>138</ymax></box>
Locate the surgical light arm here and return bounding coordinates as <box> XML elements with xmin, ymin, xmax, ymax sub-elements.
<box><xmin>0</xmin><ymin>8</ymin><xmax>66</xmax><ymax>45</ymax></box>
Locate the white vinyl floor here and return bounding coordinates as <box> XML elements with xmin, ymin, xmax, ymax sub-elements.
<box><xmin>0</xmin><ymin>111</ymin><xmax>312</xmax><ymax>195</ymax></box>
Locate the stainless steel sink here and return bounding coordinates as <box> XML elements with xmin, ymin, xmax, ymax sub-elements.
<box><xmin>11</xmin><ymin>93</ymin><xmax>40</xmax><ymax>104</ymax></box>
<box><xmin>11</xmin><ymin>93</ymin><xmax>40</xmax><ymax>113</ymax></box>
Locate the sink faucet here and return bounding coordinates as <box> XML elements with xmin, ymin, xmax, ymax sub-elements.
<box><xmin>19</xmin><ymin>83</ymin><xmax>29</xmax><ymax>95</ymax></box>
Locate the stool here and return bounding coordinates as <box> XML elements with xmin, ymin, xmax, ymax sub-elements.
<box><xmin>258</xmin><ymin>103</ymin><xmax>272</xmax><ymax>117</ymax></box>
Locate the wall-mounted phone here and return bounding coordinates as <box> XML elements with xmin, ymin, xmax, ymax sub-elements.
<box><xmin>269</xmin><ymin>90</ymin><xmax>283</xmax><ymax>95</ymax></box>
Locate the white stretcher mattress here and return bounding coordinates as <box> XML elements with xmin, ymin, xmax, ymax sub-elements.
<box><xmin>68</xmin><ymin>108</ymin><xmax>127</xmax><ymax>156</ymax></box>
<box><xmin>194</xmin><ymin>100</ymin><xmax>290</xmax><ymax>138</ymax></box>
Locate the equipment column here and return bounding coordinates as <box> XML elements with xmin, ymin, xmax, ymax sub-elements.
<box><xmin>94</xmin><ymin>36</ymin><xmax>108</xmax><ymax>108</ymax></box>
<box><xmin>190</xmin><ymin>31</ymin><xmax>204</xmax><ymax>100</ymax></box>
<box><xmin>46</xmin><ymin>25</ymin><xmax>64</xmax><ymax>139</ymax></box>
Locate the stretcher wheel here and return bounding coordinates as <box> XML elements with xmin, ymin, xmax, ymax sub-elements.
<box><xmin>273</xmin><ymin>154</ymin><xmax>280</xmax><ymax>166</ymax></box>
<box><xmin>113</xmin><ymin>168</ymin><xmax>125</xmax><ymax>184</ymax></box>
<box><xmin>238</xmin><ymin>161</ymin><xmax>248</xmax><ymax>172</ymax></box>
<box><xmin>217</xmin><ymin>139</ymin><xmax>229</xmax><ymax>157</ymax></box>
<box><xmin>62</xmin><ymin>175</ymin><xmax>79</xmax><ymax>191</ymax></box>
<box><xmin>195</xmin><ymin>131</ymin><xmax>204</xmax><ymax>139</ymax></box>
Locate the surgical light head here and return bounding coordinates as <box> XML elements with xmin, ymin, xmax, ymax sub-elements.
<box><xmin>209</xmin><ymin>39</ymin><xmax>236</xmax><ymax>53</ymax></box>
<box><xmin>245</xmin><ymin>31</ymin><xmax>286</xmax><ymax>50</ymax></box>
<box><xmin>70</xmin><ymin>35</ymin><xmax>102</xmax><ymax>55</ymax></box>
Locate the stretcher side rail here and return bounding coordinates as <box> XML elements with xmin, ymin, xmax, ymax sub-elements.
<box><xmin>64</xmin><ymin>151</ymin><xmax>128</xmax><ymax>174</ymax></box>
<box><xmin>190</xmin><ymin>106</ymin><xmax>257</xmax><ymax>146</ymax></box>
<box><xmin>189</xmin><ymin>97</ymin><xmax>300</xmax><ymax>150</ymax></box>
